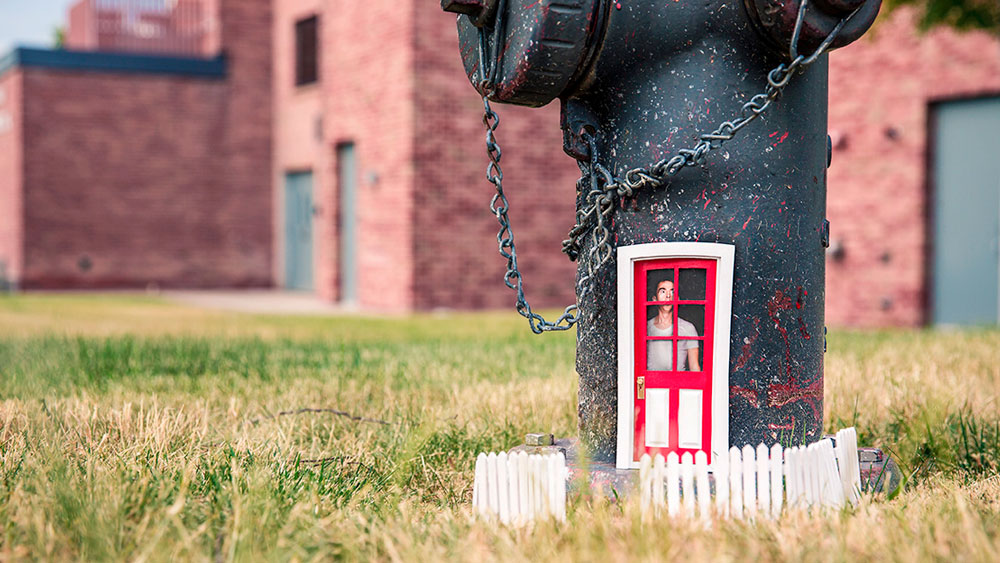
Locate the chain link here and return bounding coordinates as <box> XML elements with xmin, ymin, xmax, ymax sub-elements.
<box><xmin>476</xmin><ymin>0</ymin><xmax>860</xmax><ymax>334</ymax></box>
<box><xmin>482</xmin><ymin>97</ymin><xmax>580</xmax><ymax>333</ymax></box>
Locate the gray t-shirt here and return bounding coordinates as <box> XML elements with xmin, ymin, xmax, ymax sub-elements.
<box><xmin>646</xmin><ymin>317</ymin><xmax>699</xmax><ymax>371</ymax></box>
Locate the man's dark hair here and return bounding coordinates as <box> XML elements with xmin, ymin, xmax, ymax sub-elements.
<box><xmin>647</xmin><ymin>269</ymin><xmax>674</xmax><ymax>300</ymax></box>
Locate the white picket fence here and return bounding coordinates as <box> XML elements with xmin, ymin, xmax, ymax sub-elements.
<box><xmin>638</xmin><ymin>427</ymin><xmax>862</xmax><ymax>519</ymax></box>
<box><xmin>472</xmin><ymin>427</ymin><xmax>862</xmax><ymax>524</ymax></box>
<box><xmin>472</xmin><ymin>451</ymin><xmax>567</xmax><ymax>524</ymax></box>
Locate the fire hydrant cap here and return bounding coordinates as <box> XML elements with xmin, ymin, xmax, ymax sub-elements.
<box><xmin>452</xmin><ymin>0</ymin><xmax>605</xmax><ymax>108</ymax></box>
<box><xmin>744</xmin><ymin>0</ymin><xmax>881</xmax><ymax>55</ymax></box>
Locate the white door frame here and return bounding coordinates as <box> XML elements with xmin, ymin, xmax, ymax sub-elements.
<box><xmin>615</xmin><ymin>242</ymin><xmax>735</xmax><ymax>470</ymax></box>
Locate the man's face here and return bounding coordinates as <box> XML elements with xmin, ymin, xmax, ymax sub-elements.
<box><xmin>656</xmin><ymin>280</ymin><xmax>674</xmax><ymax>314</ymax></box>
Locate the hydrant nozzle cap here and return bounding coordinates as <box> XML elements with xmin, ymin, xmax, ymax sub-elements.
<box><xmin>441</xmin><ymin>0</ymin><xmax>499</xmax><ymax>28</ymax></box>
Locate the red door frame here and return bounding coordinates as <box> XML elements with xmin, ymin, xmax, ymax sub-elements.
<box><xmin>633</xmin><ymin>258</ymin><xmax>717</xmax><ymax>463</ymax></box>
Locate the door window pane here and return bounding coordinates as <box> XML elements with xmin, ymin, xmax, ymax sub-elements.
<box><xmin>646</xmin><ymin>338</ymin><xmax>676</xmax><ymax>372</ymax></box>
<box><xmin>646</xmin><ymin>268</ymin><xmax>676</xmax><ymax>303</ymax></box>
<box><xmin>678</xmin><ymin>268</ymin><xmax>707</xmax><ymax>300</ymax></box>
<box><xmin>677</xmin><ymin>304</ymin><xmax>705</xmax><ymax>337</ymax></box>
<box><xmin>676</xmin><ymin>339</ymin><xmax>702</xmax><ymax>372</ymax></box>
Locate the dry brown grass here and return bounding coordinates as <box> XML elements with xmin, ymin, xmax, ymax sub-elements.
<box><xmin>1</xmin><ymin>295</ymin><xmax>999</xmax><ymax>561</ymax></box>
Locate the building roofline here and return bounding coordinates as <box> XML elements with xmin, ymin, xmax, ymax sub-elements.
<box><xmin>0</xmin><ymin>47</ymin><xmax>226</xmax><ymax>79</ymax></box>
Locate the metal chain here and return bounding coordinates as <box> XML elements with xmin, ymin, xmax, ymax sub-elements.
<box><xmin>476</xmin><ymin>0</ymin><xmax>859</xmax><ymax>334</ymax></box>
<box><xmin>482</xmin><ymin>97</ymin><xmax>580</xmax><ymax>333</ymax></box>
<box><xmin>476</xmin><ymin>0</ymin><xmax>578</xmax><ymax>334</ymax></box>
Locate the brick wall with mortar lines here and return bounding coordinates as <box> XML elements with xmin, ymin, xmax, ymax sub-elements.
<box><xmin>273</xmin><ymin>0</ymin><xmax>322</xmax><ymax>288</ymax></box>
<box><xmin>313</xmin><ymin>0</ymin><xmax>417</xmax><ymax>310</ymax></box>
<box><xmin>826</xmin><ymin>8</ymin><xmax>1000</xmax><ymax>327</ymax></box>
<box><xmin>413</xmin><ymin>7</ymin><xmax>582</xmax><ymax>311</ymax></box>
<box><xmin>216</xmin><ymin>0</ymin><xmax>273</xmax><ymax>283</ymax></box>
<box><xmin>0</xmin><ymin>71</ymin><xmax>23</xmax><ymax>287</ymax></box>
<box><xmin>19</xmin><ymin>70</ymin><xmax>251</xmax><ymax>287</ymax></box>
<box><xmin>18</xmin><ymin>0</ymin><xmax>273</xmax><ymax>289</ymax></box>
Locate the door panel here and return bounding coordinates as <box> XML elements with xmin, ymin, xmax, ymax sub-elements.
<box><xmin>645</xmin><ymin>388</ymin><xmax>670</xmax><ymax>447</ymax></box>
<box><xmin>677</xmin><ymin>389</ymin><xmax>703</xmax><ymax>450</ymax></box>
<box><xmin>932</xmin><ymin>97</ymin><xmax>1000</xmax><ymax>325</ymax></box>
<box><xmin>338</xmin><ymin>143</ymin><xmax>358</xmax><ymax>304</ymax></box>
<box><xmin>284</xmin><ymin>172</ymin><xmax>314</xmax><ymax>291</ymax></box>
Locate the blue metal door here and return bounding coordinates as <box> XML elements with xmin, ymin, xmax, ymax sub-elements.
<box><xmin>931</xmin><ymin>97</ymin><xmax>1000</xmax><ymax>325</ymax></box>
<box><xmin>284</xmin><ymin>171</ymin><xmax>314</xmax><ymax>291</ymax></box>
<box><xmin>338</xmin><ymin>143</ymin><xmax>357</xmax><ymax>304</ymax></box>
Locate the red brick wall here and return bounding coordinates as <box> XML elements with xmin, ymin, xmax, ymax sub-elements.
<box><xmin>18</xmin><ymin>0</ymin><xmax>272</xmax><ymax>289</ymax></box>
<box><xmin>0</xmin><ymin>71</ymin><xmax>23</xmax><ymax>287</ymax></box>
<box><xmin>312</xmin><ymin>0</ymin><xmax>418</xmax><ymax>310</ymax></box>
<box><xmin>216</xmin><ymin>0</ymin><xmax>273</xmax><ymax>281</ymax></box>
<box><xmin>412</xmin><ymin>8</ymin><xmax>582</xmax><ymax>311</ymax></box>
<box><xmin>826</xmin><ymin>8</ymin><xmax>1000</xmax><ymax>327</ymax></box>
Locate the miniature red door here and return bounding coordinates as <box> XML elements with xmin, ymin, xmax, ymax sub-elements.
<box><xmin>633</xmin><ymin>258</ymin><xmax>717</xmax><ymax>463</ymax></box>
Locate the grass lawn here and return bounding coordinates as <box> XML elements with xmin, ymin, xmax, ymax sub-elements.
<box><xmin>1</xmin><ymin>294</ymin><xmax>1000</xmax><ymax>561</ymax></box>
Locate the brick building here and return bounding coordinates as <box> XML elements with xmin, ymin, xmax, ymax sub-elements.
<box><xmin>0</xmin><ymin>0</ymin><xmax>272</xmax><ymax>290</ymax></box>
<box><xmin>826</xmin><ymin>12</ymin><xmax>1000</xmax><ymax>326</ymax></box>
<box><xmin>0</xmin><ymin>2</ymin><xmax>998</xmax><ymax>325</ymax></box>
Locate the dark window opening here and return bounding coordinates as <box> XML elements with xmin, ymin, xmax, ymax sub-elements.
<box><xmin>295</xmin><ymin>16</ymin><xmax>319</xmax><ymax>86</ymax></box>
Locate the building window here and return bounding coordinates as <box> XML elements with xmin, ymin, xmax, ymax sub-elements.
<box><xmin>295</xmin><ymin>16</ymin><xmax>319</xmax><ymax>86</ymax></box>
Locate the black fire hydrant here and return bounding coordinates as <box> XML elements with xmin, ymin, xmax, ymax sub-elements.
<box><xmin>443</xmin><ymin>0</ymin><xmax>880</xmax><ymax>466</ymax></box>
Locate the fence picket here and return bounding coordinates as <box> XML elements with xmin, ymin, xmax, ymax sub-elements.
<box><xmin>639</xmin><ymin>453</ymin><xmax>652</xmax><ymax>512</ymax></box>
<box><xmin>665</xmin><ymin>453</ymin><xmax>679</xmax><ymax>516</ymax></box>
<box><xmin>789</xmin><ymin>447</ymin><xmax>804</xmax><ymax>509</ymax></box>
<box><xmin>695</xmin><ymin>451</ymin><xmax>711</xmax><ymax>519</ymax></box>
<box><xmin>548</xmin><ymin>454</ymin><xmax>562</xmax><ymax>518</ymax></box>
<box><xmin>512</xmin><ymin>452</ymin><xmax>524</xmax><ymax>521</ymax></box>
<box><xmin>654</xmin><ymin>453</ymin><xmax>667</xmax><ymax>515</ymax></box>
<box><xmin>836</xmin><ymin>428</ymin><xmax>862</xmax><ymax>506</ymax></box>
<box><xmin>847</xmin><ymin>428</ymin><xmax>862</xmax><ymax>505</ymax></box>
<box><xmin>487</xmin><ymin>452</ymin><xmax>499</xmax><ymax>516</ymax></box>
<box><xmin>770</xmin><ymin>444</ymin><xmax>783</xmax><ymax>515</ymax></box>
<box><xmin>474</xmin><ymin>453</ymin><xmax>486</xmax><ymax>515</ymax></box>
<box><xmin>715</xmin><ymin>450</ymin><xmax>729</xmax><ymax>517</ymax></box>
<box><xmin>818</xmin><ymin>442</ymin><xmax>831</xmax><ymax>508</ymax></box>
<box><xmin>510</xmin><ymin>452</ymin><xmax>522</xmax><ymax>521</ymax></box>
<box><xmin>809</xmin><ymin>443</ymin><xmax>823</xmax><ymax>507</ymax></box>
<box><xmin>820</xmin><ymin>439</ymin><xmax>846</xmax><ymax>509</ymax></box>
<box><xmin>756</xmin><ymin>443</ymin><xmax>770</xmax><ymax>518</ymax></box>
<box><xmin>742</xmin><ymin>445</ymin><xmax>757</xmax><ymax>517</ymax></box>
<box><xmin>555</xmin><ymin>453</ymin><xmax>567</xmax><ymax>521</ymax></box>
<box><xmin>800</xmin><ymin>445</ymin><xmax>813</xmax><ymax>508</ymax></box>
<box><xmin>531</xmin><ymin>454</ymin><xmax>544</xmax><ymax>516</ymax></box>
<box><xmin>497</xmin><ymin>452</ymin><xmax>510</xmax><ymax>523</ymax></box>
<box><xmin>517</xmin><ymin>452</ymin><xmax>529</xmax><ymax>520</ymax></box>
<box><xmin>681</xmin><ymin>453</ymin><xmax>695</xmax><ymax>518</ymax></box>
<box><xmin>782</xmin><ymin>448</ymin><xmax>793</xmax><ymax>510</ymax></box>
<box><xmin>834</xmin><ymin>429</ymin><xmax>850</xmax><ymax>505</ymax></box>
<box><xmin>800</xmin><ymin>445</ymin><xmax>813</xmax><ymax>507</ymax></box>
<box><xmin>730</xmin><ymin>446</ymin><xmax>743</xmax><ymax>519</ymax></box>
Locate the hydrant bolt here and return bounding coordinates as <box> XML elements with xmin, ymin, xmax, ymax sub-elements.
<box><xmin>441</xmin><ymin>0</ymin><xmax>484</xmax><ymax>16</ymax></box>
<box><xmin>441</xmin><ymin>0</ymin><xmax>498</xmax><ymax>27</ymax></box>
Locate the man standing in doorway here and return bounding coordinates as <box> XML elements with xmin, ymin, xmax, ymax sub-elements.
<box><xmin>647</xmin><ymin>278</ymin><xmax>701</xmax><ymax>371</ymax></box>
